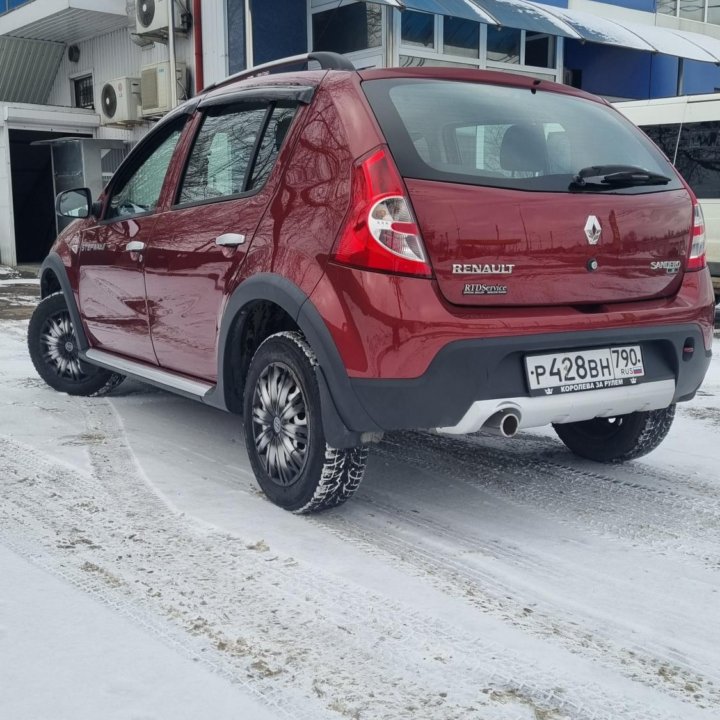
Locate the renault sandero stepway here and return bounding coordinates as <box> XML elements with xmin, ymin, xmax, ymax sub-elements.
<box><xmin>29</xmin><ymin>52</ymin><xmax>715</xmax><ymax>512</ymax></box>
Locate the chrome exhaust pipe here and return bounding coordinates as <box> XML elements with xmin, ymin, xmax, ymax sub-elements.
<box><xmin>481</xmin><ymin>409</ymin><xmax>521</xmax><ymax>438</ymax></box>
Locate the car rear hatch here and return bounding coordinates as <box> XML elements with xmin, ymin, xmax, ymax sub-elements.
<box><xmin>362</xmin><ymin>76</ymin><xmax>692</xmax><ymax>307</ymax></box>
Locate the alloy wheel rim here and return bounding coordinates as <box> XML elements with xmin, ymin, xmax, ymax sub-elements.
<box><xmin>40</xmin><ymin>310</ymin><xmax>88</xmax><ymax>382</ymax></box>
<box><xmin>252</xmin><ymin>362</ymin><xmax>309</xmax><ymax>486</ymax></box>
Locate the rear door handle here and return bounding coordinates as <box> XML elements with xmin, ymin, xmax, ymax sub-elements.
<box><xmin>215</xmin><ymin>233</ymin><xmax>246</xmax><ymax>247</ymax></box>
<box><xmin>126</xmin><ymin>241</ymin><xmax>145</xmax><ymax>252</ymax></box>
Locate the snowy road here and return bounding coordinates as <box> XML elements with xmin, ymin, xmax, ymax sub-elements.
<box><xmin>1</xmin><ymin>280</ymin><xmax>720</xmax><ymax>720</ymax></box>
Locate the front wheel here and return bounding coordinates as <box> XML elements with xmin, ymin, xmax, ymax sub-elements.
<box><xmin>552</xmin><ymin>405</ymin><xmax>675</xmax><ymax>463</ymax></box>
<box><xmin>243</xmin><ymin>331</ymin><xmax>368</xmax><ymax>513</ymax></box>
<box><xmin>28</xmin><ymin>293</ymin><xmax>125</xmax><ymax>397</ymax></box>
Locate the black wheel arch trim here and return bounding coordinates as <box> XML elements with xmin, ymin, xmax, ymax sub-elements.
<box><xmin>205</xmin><ymin>273</ymin><xmax>381</xmax><ymax>448</ymax></box>
<box><xmin>39</xmin><ymin>253</ymin><xmax>89</xmax><ymax>353</ymax></box>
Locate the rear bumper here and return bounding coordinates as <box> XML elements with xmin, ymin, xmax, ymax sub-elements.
<box><xmin>437</xmin><ymin>380</ymin><xmax>675</xmax><ymax>434</ymax></box>
<box><xmin>345</xmin><ymin>324</ymin><xmax>710</xmax><ymax>432</ymax></box>
<box><xmin>308</xmin><ymin>265</ymin><xmax>714</xmax><ymax>440</ymax></box>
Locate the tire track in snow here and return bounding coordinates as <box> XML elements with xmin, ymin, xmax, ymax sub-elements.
<box><xmin>385</xmin><ymin>430</ymin><xmax>720</xmax><ymax>566</ymax></box>
<box><xmin>0</xmin><ymin>401</ymin><xmax>713</xmax><ymax>720</ymax></box>
<box><xmin>342</xmin><ymin>433</ymin><xmax>720</xmax><ymax>708</ymax></box>
<box><xmin>0</xmin><ymin>413</ymin><xmax>590</xmax><ymax>720</ymax></box>
<box><xmin>315</xmin><ymin>491</ymin><xmax>718</xmax><ymax>712</ymax></box>
<box><xmin>483</xmin><ymin>430</ymin><xmax>720</xmax><ymax>506</ymax></box>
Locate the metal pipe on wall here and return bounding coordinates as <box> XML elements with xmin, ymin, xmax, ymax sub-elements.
<box><xmin>193</xmin><ymin>0</ymin><xmax>204</xmax><ymax>92</ymax></box>
<box><xmin>245</xmin><ymin>0</ymin><xmax>253</xmax><ymax>69</ymax></box>
<box><xmin>167</xmin><ymin>0</ymin><xmax>178</xmax><ymax>107</ymax></box>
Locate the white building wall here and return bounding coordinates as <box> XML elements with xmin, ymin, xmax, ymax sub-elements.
<box><xmin>46</xmin><ymin>25</ymin><xmax>195</xmax><ymax>142</ymax></box>
<box><xmin>0</xmin><ymin>123</ymin><xmax>16</xmax><ymax>267</ymax></box>
<box><xmin>200</xmin><ymin>0</ymin><xmax>229</xmax><ymax>87</ymax></box>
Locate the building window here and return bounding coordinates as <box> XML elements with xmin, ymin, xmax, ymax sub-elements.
<box><xmin>679</xmin><ymin>0</ymin><xmax>705</xmax><ymax>20</ymax></box>
<box><xmin>396</xmin><ymin>11</ymin><xmax>559</xmax><ymax>79</ymax></box>
<box><xmin>313</xmin><ymin>2</ymin><xmax>382</xmax><ymax>54</ymax></box>
<box><xmin>525</xmin><ymin>32</ymin><xmax>555</xmax><ymax>69</ymax></box>
<box><xmin>657</xmin><ymin>0</ymin><xmax>679</xmax><ymax>15</ymax></box>
<box><xmin>400</xmin><ymin>55</ymin><xmax>476</xmax><ymax>69</ymax></box>
<box><xmin>401</xmin><ymin>9</ymin><xmax>435</xmax><ymax>49</ymax></box>
<box><xmin>487</xmin><ymin>27</ymin><xmax>521</xmax><ymax>64</ymax></box>
<box><xmin>73</xmin><ymin>75</ymin><xmax>94</xmax><ymax>110</ymax></box>
<box><xmin>709</xmin><ymin>0</ymin><xmax>720</xmax><ymax>23</ymax></box>
<box><xmin>658</xmin><ymin>0</ymin><xmax>720</xmax><ymax>23</ymax></box>
<box><xmin>443</xmin><ymin>16</ymin><xmax>480</xmax><ymax>59</ymax></box>
<box><xmin>226</xmin><ymin>0</ymin><xmax>246</xmax><ymax>75</ymax></box>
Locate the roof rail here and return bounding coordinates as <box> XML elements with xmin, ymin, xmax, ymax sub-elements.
<box><xmin>204</xmin><ymin>52</ymin><xmax>355</xmax><ymax>93</ymax></box>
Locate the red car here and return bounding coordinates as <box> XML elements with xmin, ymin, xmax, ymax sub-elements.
<box><xmin>29</xmin><ymin>52</ymin><xmax>715</xmax><ymax>513</ymax></box>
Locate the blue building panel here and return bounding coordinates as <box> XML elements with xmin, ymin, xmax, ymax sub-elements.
<box><xmin>251</xmin><ymin>0</ymin><xmax>307</xmax><ymax>65</ymax></box>
<box><xmin>589</xmin><ymin>0</ymin><xmax>656</xmax><ymax>11</ymax></box>
<box><xmin>564</xmin><ymin>40</ymin><xmax>653</xmax><ymax>98</ymax></box>
<box><xmin>1</xmin><ymin>0</ymin><xmax>33</xmax><ymax>13</ymax></box>
<box><xmin>681</xmin><ymin>58</ymin><xmax>720</xmax><ymax>95</ymax></box>
<box><xmin>536</xmin><ymin>0</ymin><xmax>569</xmax><ymax>7</ymax></box>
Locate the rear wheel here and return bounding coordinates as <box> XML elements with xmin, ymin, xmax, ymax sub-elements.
<box><xmin>28</xmin><ymin>293</ymin><xmax>124</xmax><ymax>397</ymax></box>
<box><xmin>243</xmin><ymin>331</ymin><xmax>368</xmax><ymax>513</ymax></box>
<box><xmin>552</xmin><ymin>405</ymin><xmax>675</xmax><ymax>463</ymax></box>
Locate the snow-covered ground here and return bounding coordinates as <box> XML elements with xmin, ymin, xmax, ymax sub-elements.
<box><xmin>1</xmin><ymin>279</ymin><xmax>719</xmax><ymax>720</ymax></box>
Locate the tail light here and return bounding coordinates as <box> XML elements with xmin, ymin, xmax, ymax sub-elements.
<box><xmin>333</xmin><ymin>147</ymin><xmax>432</xmax><ymax>278</ymax></box>
<box><xmin>687</xmin><ymin>200</ymin><xmax>706</xmax><ymax>271</ymax></box>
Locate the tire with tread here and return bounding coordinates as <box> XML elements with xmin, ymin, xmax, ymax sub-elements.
<box><xmin>243</xmin><ymin>331</ymin><xmax>368</xmax><ymax>513</ymax></box>
<box><xmin>28</xmin><ymin>293</ymin><xmax>125</xmax><ymax>397</ymax></box>
<box><xmin>552</xmin><ymin>405</ymin><xmax>675</xmax><ymax>463</ymax></box>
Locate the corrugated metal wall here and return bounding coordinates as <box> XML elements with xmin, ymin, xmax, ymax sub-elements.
<box><xmin>0</xmin><ymin>36</ymin><xmax>64</xmax><ymax>104</ymax></box>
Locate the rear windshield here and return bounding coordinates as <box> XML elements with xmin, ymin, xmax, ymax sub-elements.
<box><xmin>362</xmin><ymin>79</ymin><xmax>682</xmax><ymax>194</ymax></box>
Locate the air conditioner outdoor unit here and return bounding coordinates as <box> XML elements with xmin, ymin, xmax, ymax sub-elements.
<box><xmin>100</xmin><ymin>77</ymin><xmax>141</xmax><ymax>125</ymax></box>
<box><xmin>141</xmin><ymin>61</ymin><xmax>186</xmax><ymax>117</ymax></box>
<box><xmin>135</xmin><ymin>0</ymin><xmax>184</xmax><ymax>36</ymax></box>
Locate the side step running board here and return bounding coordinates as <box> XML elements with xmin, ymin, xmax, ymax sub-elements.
<box><xmin>84</xmin><ymin>349</ymin><xmax>214</xmax><ymax>400</ymax></box>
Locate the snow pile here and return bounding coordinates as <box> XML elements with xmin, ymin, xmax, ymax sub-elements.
<box><xmin>0</xmin><ymin>265</ymin><xmax>20</xmax><ymax>280</ymax></box>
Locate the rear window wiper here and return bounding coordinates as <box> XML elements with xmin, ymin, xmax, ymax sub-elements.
<box><xmin>569</xmin><ymin>165</ymin><xmax>671</xmax><ymax>190</ymax></box>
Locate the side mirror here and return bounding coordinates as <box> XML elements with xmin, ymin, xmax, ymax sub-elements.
<box><xmin>56</xmin><ymin>188</ymin><xmax>93</xmax><ymax>219</ymax></box>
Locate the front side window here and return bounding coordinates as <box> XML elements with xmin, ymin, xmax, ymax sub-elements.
<box><xmin>363</xmin><ymin>79</ymin><xmax>681</xmax><ymax>194</ymax></box>
<box><xmin>106</xmin><ymin>120</ymin><xmax>184</xmax><ymax>220</ymax></box>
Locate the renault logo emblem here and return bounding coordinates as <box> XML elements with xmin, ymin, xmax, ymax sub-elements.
<box><xmin>584</xmin><ymin>216</ymin><xmax>602</xmax><ymax>245</ymax></box>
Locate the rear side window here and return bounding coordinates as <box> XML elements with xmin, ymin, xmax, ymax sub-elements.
<box><xmin>178</xmin><ymin>103</ymin><xmax>297</xmax><ymax>205</ymax></box>
<box><xmin>363</xmin><ymin>79</ymin><xmax>681</xmax><ymax>194</ymax></box>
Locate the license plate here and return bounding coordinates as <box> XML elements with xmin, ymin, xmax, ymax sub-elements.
<box><xmin>525</xmin><ymin>345</ymin><xmax>645</xmax><ymax>396</ymax></box>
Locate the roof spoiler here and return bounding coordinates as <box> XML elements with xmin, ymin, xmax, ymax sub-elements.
<box><xmin>203</xmin><ymin>52</ymin><xmax>355</xmax><ymax>93</ymax></box>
